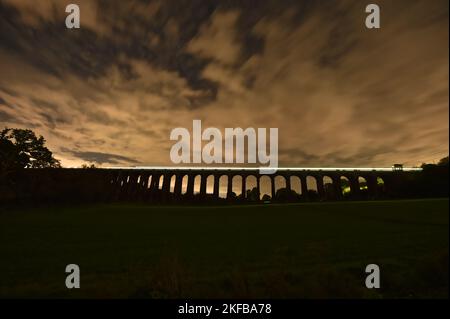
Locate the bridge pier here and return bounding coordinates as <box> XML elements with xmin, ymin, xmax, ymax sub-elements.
<box><xmin>332</xmin><ymin>176</ymin><xmax>343</xmax><ymax>200</ymax></box>
<box><xmin>114</xmin><ymin>170</ymin><xmax>125</xmax><ymax>200</ymax></box>
<box><xmin>365</xmin><ymin>175</ymin><xmax>378</xmax><ymax>199</ymax></box>
<box><xmin>226</xmin><ymin>175</ymin><xmax>233</xmax><ymax>199</ymax></box>
<box><xmin>144</xmin><ymin>175</ymin><xmax>152</xmax><ymax>201</ymax></box>
<box><xmin>127</xmin><ymin>172</ymin><xmax>139</xmax><ymax>200</ymax></box>
<box><xmin>213</xmin><ymin>175</ymin><xmax>220</xmax><ymax>199</ymax></box>
<box><xmin>270</xmin><ymin>175</ymin><xmax>276</xmax><ymax>200</ymax></box>
<box><xmin>241</xmin><ymin>175</ymin><xmax>246</xmax><ymax>199</ymax></box>
<box><xmin>348</xmin><ymin>176</ymin><xmax>361</xmax><ymax>200</ymax></box>
<box><xmin>285</xmin><ymin>175</ymin><xmax>291</xmax><ymax>191</ymax></box>
<box><xmin>174</xmin><ymin>174</ymin><xmax>183</xmax><ymax>198</ymax></box>
<box><xmin>187</xmin><ymin>174</ymin><xmax>195</xmax><ymax>197</ymax></box>
<box><xmin>256</xmin><ymin>176</ymin><xmax>261</xmax><ymax>200</ymax></box>
<box><xmin>200</xmin><ymin>175</ymin><xmax>207</xmax><ymax>197</ymax></box>
<box><xmin>315</xmin><ymin>176</ymin><xmax>324</xmax><ymax>200</ymax></box>
<box><xmin>162</xmin><ymin>174</ymin><xmax>171</xmax><ymax>194</ymax></box>
<box><xmin>138</xmin><ymin>173</ymin><xmax>149</xmax><ymax>200</ymax></box>
<box><xmin>300</xmin><ymin>175</ymin><xmax>309</xmax><ymax>201</ymax></box>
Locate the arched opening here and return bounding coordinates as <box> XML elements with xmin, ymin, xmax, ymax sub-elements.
<box><xmin>341</xmin><ymin>176</ymin><xmax>351</xmax><ymax>198</ymax></box>
<box><xmin>219</xmin><ymin>175</ymin><xmax>228</xmax><ymax>198</ymax></box>
<box><xmin>206</xmin><ymin>175</ymin><xmax>214</xmax><ymax>194</ymax></box>
<box><xmin>246</xmin><ymin>175</ymin><xmax>258</xmax><ymax>201</ymax></box>
<box><xmin>306</xmin><ymin>176</ymin><xmax>318</xmax><ymax>200</ymax></box>
<box><xmin>147</xmin><ymin>175</ymin><xmax>153</xmax><ymax>189</ymax></box>
<box><xmin>377</xmin><ymin>177</ymin><xmax>385</xmax><ymax>194</ymax></box>
<box><xmin>232</xmin><ymin>175</ymin><xmax>243</xmax><ymax>197</ymax></box>
<box><xmin>158</xmin><ymin>175</ymin><xmax>164</xmax><ymax>190</ymax></box>
<box><xmin>259</xmin><ymin>175</ymin><xmax>272</xmax><ymax>201</ymax></box>
<box><xmin>290</xmin><ymin>176</ymin><xmax>301</xmax><ymax>196</ymax></box>
<box><xmin>273</xmin><ymin>176</ymin><xmax>287</xmax><ymax>201</ymax></box>
<box><xmin>138</xmin><ymin>175</ymin><xmax>147</xmax><ymax>191</ymax></box>
<box><xmin>323</xmin><ymin>175</ymin><xmax>334</xmax><ymax>200</ymax></box>
<box><xmin>169</xmin><ymin>175</ymin><xmax>176</xmax><ymax>193</ymax></box>
<box><xmin>181</xmin><ymin>175</ymin><xmax>189</xmax><ymax>194</ymax></box>
<box><xmin>358</xmin><ymin>176</ymin><xmax>368</xmax><ymax>199</ymax></box>
<box><xmin>193</xmin><ymin>175</ymin><xmax>201</xmax><ymax>194</ymax></box>
<box><xmin>358</xmin><ymin>176</ymin><xmax>368</xmax><ymax>190</ymax></box>
<box><xmin>274</xmin><ymin>176</ymin><xmax>286</xmax><ymax>191</ymax></box>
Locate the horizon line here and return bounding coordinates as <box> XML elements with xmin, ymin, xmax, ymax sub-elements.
<box><xmin>101</xmin><ymin>166</ymin><xmax>423</xmax><ymax>172</ymax></box>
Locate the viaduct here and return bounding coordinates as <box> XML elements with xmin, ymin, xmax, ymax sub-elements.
<box><xmin>104</xmin><ymin>166</ymin><xmax>421</xmax><ymax>202</ymax></box>
<box><xmin>9</xmin><ymin>166</ymin><xmax>422</xmax><ymax>204</ymax></box>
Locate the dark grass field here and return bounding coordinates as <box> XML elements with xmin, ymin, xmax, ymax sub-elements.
<box><xmin>0</xmin><ymin>199</ymin><xmax>448</xmax><ymax>299</ymax></box>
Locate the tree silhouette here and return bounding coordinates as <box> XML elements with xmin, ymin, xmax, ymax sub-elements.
<box><xmin>0</xmin><ymin>128</ymin><xmax>61</xmax><ymax>170</ymax></box>
<box><xmin>438</xmin><ymin>157</ymin><xmax>449</xmax><ymax>166</ymax></box>
<box><xmin>246</xmin><ymin>187</ymin><xmax>260</xmax><ymax>202</ymax></box>
<box><xmin>81</xmin><ymin>163</ymin><xmax>97</xmax><ymax>169</ymax></box>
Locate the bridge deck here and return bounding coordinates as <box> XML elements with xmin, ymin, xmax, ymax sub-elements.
<box><xmin>103</xmin><ymin>166</ymin><xmax>422</xmax><ymax>172</ymax></box>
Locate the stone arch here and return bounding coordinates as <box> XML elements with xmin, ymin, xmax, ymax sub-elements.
<box><xmin>306</xmin><ymin>176</ymin><xmax>318</xmax><ymax>200</ymax></box>
<box><xmin>306</xmin><ymin>176</ymin><xmax>318</xmax><ymax>191</ymax></box>
<box><xmin>245</xmin><ymin>175</ymin><xmax>258</xmax><ymax>187</ymax></box>
<box><xmin>274</xmin><ymin>175</ymin><xmax>286</xmax><ymax>192</ymax></box>
<box><xmin>340</xmin><ymin>176</ymin><xmax>351</xmax><ymax>198</ymax></box>
<box><xmin>290</xmin><ymin>175</ymin><xmax>301</xmax><ymax>195</ymax></box>
<box><xmin>158</xmin><ymin>175</ymin><xmax>164</xmax><ymax>190</ymax></box>
<box><xmin>358</xmin><ymin>176</ymin><xmax>368</xmax><ymax>190</ymax></box>
<box><xmin>193</xmin><ymin>175</ymin><xmax>201</xmax><ymax>194</ymax></box>
<box><xmin>357</xmin><ymin>176</ymin><xmax>369</xmax><ymax>199</ymax></box>
<box><xmin>147</xmin><ymin>175</ymin><xmax>153</xmax><ymax>189</ymax></box>
<box><xmin>135</xmin><ymin>173</ymin><xmax>148</xmax><ymax>199</ymax></box>
<box><xmin>181</xmin><ymin>175</ymin><xmax>189</xmax><ymax>194</ymax></box>
<box><xmin>273</xmin><ymin>175</ymin><xmax>287</xmax><ymax>201</ymax></box>
<box><xmin>169</xmin><ymin>175</ymin><xmax>176</xmax><ymax>193</ymax></box>
<box><xmin>206</xmin><ymin>175</ymin><xmax>215</xmax><ymax>194</ymax></box>
<box><xmin>377</xmin><ymin>176</ymin><xmax>386</xmax><ymax>194</ymax></box>
<box><xmin>323</xmin><ymin>175</ymin><xmax>334</xmax><ymax>199</ymax></box>
<box><xmin>232</xmin><ymin>175</ymin><xmax>243</xmax><ymax>197</ymax></box>
<box><xmin>259</xmin><ymin>175</ymin><xmax>272</xmax><ymax>200</ymax></box>
<box><xmin>245</xmin><ymin>175</ymin><xmax>258</xmax><ymax>201</ymax></box>
<box><xmin>218</xmin><ymin>175</ymin><xmax>228</xmax><ymax>198</ymax></box>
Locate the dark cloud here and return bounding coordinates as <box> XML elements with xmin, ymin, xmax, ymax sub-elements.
<box><xmin>61</xmin><ymin>148</ymin><xmax>139</xmax><ymax>165</ymax></box>
<box><xmin>0</xmin><ymin>110</ymin><xmax>15</xmax><ymax>122</ymax></box>
<box><xmin>0</xmin><ymin>0</ymin><xmax>447</xmax><ymax>167</ymax></box>
<box><xmin>0</xmin><ymin>96</ymin><xmax>11</xmax><ymax>108</ymax></box>
<box><xmin>0</xmin><ymin>0</ymin><xmax>224</xmax><ymax>104</ymax></box>
<box><xmin>30</xmin><ymin>98</ymin><xmax>59</xmax><ymax>111</ymax></box>
<box><xmin>279</xmin><ymin>148</ymin><xmax>320</xmax><ymax>163</ymax></box>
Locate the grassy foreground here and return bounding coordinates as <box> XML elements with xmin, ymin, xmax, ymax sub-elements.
<box><xmin>0</xmin><ymin>199</ymin><xmax>448</xmax><ymax>299</ymax></box>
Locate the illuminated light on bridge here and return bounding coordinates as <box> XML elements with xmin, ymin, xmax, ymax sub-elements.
<box><xmin>103</xmin><ymin>166</ymin><xmax>422</xmax><ymax>172</ymax></box>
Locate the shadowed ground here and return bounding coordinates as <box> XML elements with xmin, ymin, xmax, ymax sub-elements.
<box><xmin>0</xmin><ymin>199</ymin><xmax>448</xmax><ymax>298</ymax></box>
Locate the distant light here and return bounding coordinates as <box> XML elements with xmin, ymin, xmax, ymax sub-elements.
<box><xmin>102</xmin><ymin>166</ymin><xmax>422</xmax><ymax>172</ymax></box>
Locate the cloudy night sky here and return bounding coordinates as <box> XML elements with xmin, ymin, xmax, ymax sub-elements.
<box><xmin>0</xmin><ymin>0</ymin><xmax>448</xmax><ymax>168</ymax></box>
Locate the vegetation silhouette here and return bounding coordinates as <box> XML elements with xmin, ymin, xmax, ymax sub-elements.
<box><xmin>0</xmin><ymin>128</ymin><xmax>60</xmax><ymax>169</ymax></box>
